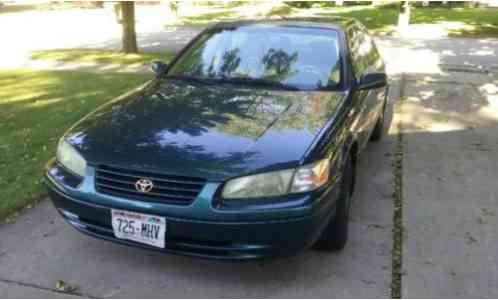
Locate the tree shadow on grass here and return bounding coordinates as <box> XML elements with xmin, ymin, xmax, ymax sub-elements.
<box><xmin>179</xmin><ymin>10</ymin><xmax>240</xmax><ymax>25</ymax></box>
<box><xmin>314</xmin><ymin>7</ymin><xmax>398</xmax><ymax>34</ymax></box>
<box><xmin>0</xmin><ymin>70</ymin><xmax>150</xmax><ymax>219</ymax></box>
<box><xmin>29</xmin><ymin>49</ymin><xmax>175</xmax><ymax>66</ymax></box>
<box><xmin>411</xmin><ymin>7</ymin><xmax>498</xmax><ymax>38</ymax></box>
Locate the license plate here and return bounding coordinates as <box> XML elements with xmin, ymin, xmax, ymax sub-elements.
<box><xmin>111</xmin><ymin>209</ymin><xmax>166</xmax><ymax>248</ymax></box>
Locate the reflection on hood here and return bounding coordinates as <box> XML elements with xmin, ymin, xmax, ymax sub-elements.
<box><xmin>66</xmin><ymin>80</ymin><xmax>345</xmax><ymax>181</ymax></box>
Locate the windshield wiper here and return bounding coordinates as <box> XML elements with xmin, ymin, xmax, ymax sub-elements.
<box><xmin>165</xmin><ymin>75</ymin><xmax>217</xmax><ymax>86</ymax></box>
<box><xmin>219</xmin><ymin>76</ymin><xmax>301</xmax><ymax>91</ymax></box>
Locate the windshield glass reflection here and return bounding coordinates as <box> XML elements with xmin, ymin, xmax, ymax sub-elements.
<box><xmin>168</xmin><ymin>25</ymin><xmax>342</xmax><ymax>91</ymax></box>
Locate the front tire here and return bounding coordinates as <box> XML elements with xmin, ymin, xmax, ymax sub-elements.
<box><xmin>314</xmin><ymin>155</ymin><xmax>354</xmax><ymax>252</ymax></box>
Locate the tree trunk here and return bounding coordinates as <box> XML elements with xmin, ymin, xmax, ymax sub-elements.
<box><xmin>121</xmin><ymin>1</ymin><xmax>138</xmax><ymax>53</ymax></box>
<box><xmin>169</xmin><ymin>1</ymin><xmax>179</xmax><ymax>17</ymax></box>
<box><xmin>398</xmin><ymin>1</ymin><xmax>411</xmax><ymax>29</ymax></box>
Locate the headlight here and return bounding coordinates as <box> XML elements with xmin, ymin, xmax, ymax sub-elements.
<box><xmin>56</xmin><ymin>139</ymin><xmax>87</xmax><ymax>177</ymax></box>
<box><xmin>221</xmin><ymin>158</ymin><xmax>330</xmax><ymax>199</ymax></box>
<box><xmin>290</xmin><ymin>158</ymin><xmax>330</xmax><ymax>193</ymax></box>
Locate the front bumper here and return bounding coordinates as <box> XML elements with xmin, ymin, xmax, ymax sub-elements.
<box><xmin>45</xmin><ymin>161</ymin><xmax>339</xmax><ymax>260</ymax></box>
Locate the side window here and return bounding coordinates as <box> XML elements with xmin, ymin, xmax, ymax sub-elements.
<box><xmin>360</xmin><ymin>25</ymin><xmax>382</xmax><ymax>70</ymax></box>
<box><xmin>346</xmin><ymin>26</ymin><xmax>359</xmax><ymax>80</ymax></box>
<box><xmin>347</xmin><ymin>25</ymin><xmax>373</xmax><ymax>81</ymax></box>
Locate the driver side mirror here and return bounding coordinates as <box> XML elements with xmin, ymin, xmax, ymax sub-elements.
<box><xmin>357</xmin><ymin>73</ymin><xmax>387</xmax><ymax>90</ymax></box>
<box><xmin>150</xmin><ymin>61</ymin><xmax>168</xmax><ymax>78</ymax></box>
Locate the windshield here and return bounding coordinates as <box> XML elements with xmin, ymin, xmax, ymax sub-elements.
<box><xmin>167</xmin><ymin>25</ymin><xmax>342</xmax><ymax>91</ymax></box>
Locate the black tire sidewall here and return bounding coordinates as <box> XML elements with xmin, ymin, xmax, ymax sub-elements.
<box><xmin>371</xmin><ymin>101</ymin><xmax>386</xmax><ymax>141</ymax></box>
<box><xmin>314</xmin><ymin>155</ymin><xmax>354</xmax><ymax>251</ymax></box>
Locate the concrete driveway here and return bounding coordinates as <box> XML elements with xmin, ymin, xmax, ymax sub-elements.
<box><xmin>1</xmin><ymin>7</ymin><xmax>498</xmax><ymax>298</ymax></box>
<box><xmin>400</xmin><ymin>71</ymin><xmax>498</xmax><ymax>298</ymax></box>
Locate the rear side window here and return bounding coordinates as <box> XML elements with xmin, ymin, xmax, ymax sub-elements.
<box><xmin>347</xmin><ymin>24</ymin><xmax>377</xmax><ymax>81</ymax></box>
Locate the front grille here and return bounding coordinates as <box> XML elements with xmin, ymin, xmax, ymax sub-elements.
<box><xmin>95</xmin><ymin>165</ymin><xmax>206</xmax><ymax>205</ymax></box>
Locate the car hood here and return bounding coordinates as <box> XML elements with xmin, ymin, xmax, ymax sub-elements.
<box><xmin>65</xmin><ymin>79</ymin><xmax>345</xmax><ymax>181</ymax></box>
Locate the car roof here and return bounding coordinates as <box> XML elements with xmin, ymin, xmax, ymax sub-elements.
<box><xmin>209</xmin><ymin>17</ymin><xmax>358</xmax><ymax>32</ymax></box>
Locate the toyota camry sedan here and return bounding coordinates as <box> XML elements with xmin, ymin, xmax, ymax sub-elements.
<box><xmin>45</xmin><ymin>18</ymin><xmax>388</xmax><ymax>259</ymax></box>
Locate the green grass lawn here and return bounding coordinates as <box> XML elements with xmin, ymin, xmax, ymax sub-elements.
<box><xmin>175</xmin><ymin>3</ymin><xmax>498</xmax><ymax>37</ymax></box>
<box><xmin>30</xmin><ymin>49</ymin><xmax>175</xmax><ymax>66</ymax></box>
<box><xmin>411</xmin><ymin>7</ymin><xmax>498</xmax><ymax>37</ymax></box>
<box><xmin>173</xmin><ymin>3</ymin><xmax>398</xmax><ymax>32</ymax></box>
<box><xmin>314</xmin><ymin>6</ymin><xmax>399</xmax><ymax>35</ymax></box>
<box><xmin>0</xmin><ymin>2</ymin><xmax>102</xmax><ymax>14</ymax></box>
<box><xmin>314</xmin><ymin>6</ymin><xmax>498</xmax><ymax>37</ymax></box>
<box><xmin>0</xmin><ymin>70</ymin><xmax>151</xmax><ymax>220</ymax></box>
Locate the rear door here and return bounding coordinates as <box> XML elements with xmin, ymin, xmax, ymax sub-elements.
<box><xmin>347</xmin><ymin>23</ymin><xmax>386</xmax><ymax>149</ymax></box>
<box><xmin>358</xmin><ymin>24</ymin><xmax>387</xmax><ymax>133</ymax></box>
